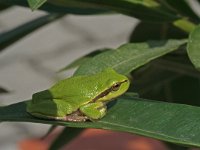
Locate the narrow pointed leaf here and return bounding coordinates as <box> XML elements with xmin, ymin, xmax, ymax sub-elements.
<box><xmin>0</xmin><ymin>0</ymin><xmax>108</xmax><ymax>14</ymax></box>
<box><xmin>46</xmin><ymin>0</ymin><xmax>179</xmax><ymax>22</ymax></box>
<box><xmin>75</xmin><ymin>39</ymin><xmax>187</xmax><ymax>76</ymax></box>
<box><xmin>1</xmin><ymin>0</ymin><xmax>179</xmax><ymax>22</ymax></box>
<box><xmin>187</xmin><ymin>25</ymin><xmax>200</xmax><ymax>70</ymax></box>
<box><xmin>0</xmin><ymin>13</ymin><xmax>65</xmax><ymax>52</ymax></box>
<box><xmin>1</xmin><ymin>97</ymin><xmax>200</xmax><ymax>147</ymax></box>
<box><xmin>59</xmin><ymin>49</ymin><xmax>111</xmax><ymax>72</ymax></box>
<box><xmin>27</xmin><ymin>0</ymin><xmax>46</xmax><ymax>10</ymax></box>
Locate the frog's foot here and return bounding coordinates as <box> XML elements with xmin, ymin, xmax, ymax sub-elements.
<box><xmin>55</xmin><ymin>111</ymin><xmax>89</xmax><ymax>122</ymax></box>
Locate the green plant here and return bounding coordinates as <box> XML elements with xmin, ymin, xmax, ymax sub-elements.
<box><xmin>0</xmin><ymin>0</ymin><xmax>200</xmax><ymax>149</ymax></box>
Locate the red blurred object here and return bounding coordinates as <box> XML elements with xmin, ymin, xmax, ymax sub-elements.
<box><xmin>19</xmin><ymin>139</ymin><xmax>48</xmax><ymax>150</ymax></box>
<box><xmin>19</xmin><ymin>128</ymin><xmax>169</xmax><ymax>150</ymax></box>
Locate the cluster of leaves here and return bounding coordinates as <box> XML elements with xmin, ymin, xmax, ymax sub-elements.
<box><xmin>0</xmin><ymin>0</ymin><xmax>200</xmax><ymax>149</ymax></box>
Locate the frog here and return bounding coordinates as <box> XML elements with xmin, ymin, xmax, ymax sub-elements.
<box><xmin>26</xmin><ymin>68</ymin><xmax>130</xmax><ymax>122</ymax></box>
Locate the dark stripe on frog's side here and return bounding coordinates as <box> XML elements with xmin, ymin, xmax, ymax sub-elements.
<box><xmin>91</xmin><ymin>80</ymin><xmax>128</xmax><ymax>103</ymax></box>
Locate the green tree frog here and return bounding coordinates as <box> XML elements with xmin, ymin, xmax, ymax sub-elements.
<box><xmin>27</xmin><ymin>68</ymin><xmax>130</xmax><ymax>122</ymax></box>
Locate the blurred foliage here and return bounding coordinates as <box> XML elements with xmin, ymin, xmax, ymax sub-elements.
<box><xmin>0</xmin><ymin>0</ymin><xmax>200</xmax><ymax>150</ymax></box>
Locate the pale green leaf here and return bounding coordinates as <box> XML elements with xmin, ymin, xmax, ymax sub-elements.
<box><xmin>27</xmin><ymin>0</ymin><xmax>47</xmax><ymax>10</ymax></box>
<box><xmin>75</xmin><ymin>39</ymin><xmax>187</xmax><ymax>76</ymax></box>
<box><xmin>187</xmin><ymin>25</ymin><xmax>200</xmax><ymax>70</ymax></box>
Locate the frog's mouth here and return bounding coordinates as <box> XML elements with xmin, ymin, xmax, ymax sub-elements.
<box><xmin>92</xmin><ymin>79</ymin><xmax>128</xmax><ymax>102</ymax></box>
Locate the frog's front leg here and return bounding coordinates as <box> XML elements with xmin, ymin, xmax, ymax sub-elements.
<box><xmin>79</xmin><ymin>102</ymin><xmax>107</xmax><ymax>120</ymax></box>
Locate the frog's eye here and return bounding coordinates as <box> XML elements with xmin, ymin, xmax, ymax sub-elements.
<box><xmin>112</xmin><ymin>83</ymin><xmax>120</xmax><ymax>91</ymax></box>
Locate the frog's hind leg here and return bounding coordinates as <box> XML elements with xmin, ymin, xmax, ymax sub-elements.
<box><xmin>27</xmin><ymin>99</ymin><xmax>88</xmax><ymax>122</ymax></box>
<box><xmin>53</xmin><ymin>100</ymin><xmax>89</xmax><ymax>121</ymax></box>
<box><xmin>79</xmin><ymin>102</ymin><xmax>107</xmax><ymax>120</ymax></box>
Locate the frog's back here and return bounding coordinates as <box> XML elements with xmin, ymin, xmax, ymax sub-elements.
<box><xmin>33</xmin><ymin>68</ymin><xmax>125</xmax><ymax>106</ymax></box>
<box><xmin>49</xmin><ymin>74</ymin><xmax>103</xmax><ymax>103</ymax></box>
<box><xmin>50</xmin><ymin>68</ymin><xmax>125</xmax><ymax>99</ymax></box>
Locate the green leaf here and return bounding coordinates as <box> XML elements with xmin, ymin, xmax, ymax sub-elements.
<box><xmin>0</xmin><ymin>13</ymin><xmax>65</xmax><ymax>52</ymax></box>
<box><xmin>75</xmin><ymin>39</ymin><xmax>187</xmax><ymax>76</ymax></box>
<box><xmin>2</xmin><ymin>0</ymin><xmax>179</xmax><ymax>22</ymax></box>
<box><xmin>46</xmin><ymin>0</ymin><xmax>179</xmax><ymax>22</ymax></box>
<box><xmin>49</xmin><ymin>127</ymin><xmax>83</xmax><ymax>150</ymax></box>
<box><xmin>187</xmin><ymin>25</ymin><xmax>200</xmax><ymax>70</ymax></box>
<box><xmin>2</xmin><ymin>97</ymin><xmax>200</xmax><ymax>147</ymax></box>
<box><xmin>59</xmin><ymin>49</ymin><xmax>112</xmax><ymax>72</ymax></box>
<box><xmin>0</xmin><ymin>0</ymin><xmax>108</xmax><ymax>15</ymax></box>
<box><xmin>27</xmin><ymin>0</ymin><xmax>46</xmax><ymax>10</ymax></box>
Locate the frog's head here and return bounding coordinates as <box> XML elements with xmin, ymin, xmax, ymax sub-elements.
<box><xmin>94</xmin><ymin>68</ymin><xmax>130</xmax><ymax>102</ymax></box>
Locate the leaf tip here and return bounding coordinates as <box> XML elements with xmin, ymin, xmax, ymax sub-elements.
<box><xmin>27</xmin><ymin>0</ymin><xmax>47</xmax><ymax>11</ymax></box>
